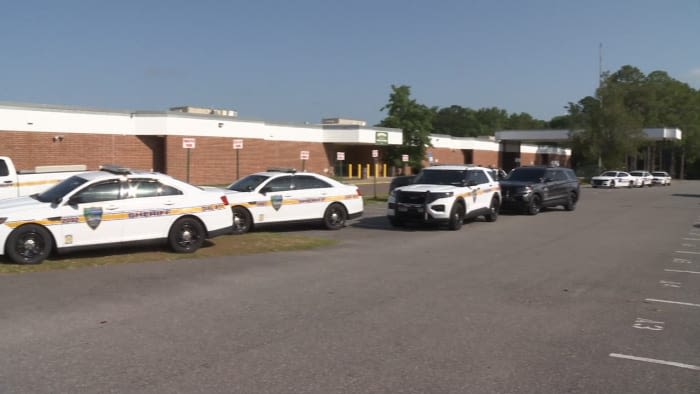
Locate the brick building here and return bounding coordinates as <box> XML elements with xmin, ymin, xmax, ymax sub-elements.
<box><xmin>0</xmin><ymin>102</ymin><xmax>572</xmax><ymax>184</ymax></box>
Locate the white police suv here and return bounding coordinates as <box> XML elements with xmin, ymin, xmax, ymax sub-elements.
<box><xmin>223</xmin><ymin>168</ymin><xmax>363</xmax><ymax>234</ymax></box>
<box><xmin>0</xmin><ymin>166</ymin><xmax>233</xmax><ymax>264</ymax></box>
<box><xmin>387</xmin><ymin>165</ymin><xmax>501</xmax><ymax>230</ymax></box>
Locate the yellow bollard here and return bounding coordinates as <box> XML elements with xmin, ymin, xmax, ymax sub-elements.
<box><xmin>348</xmin><ymin>164</ymin><xmax>353</xmax><ymax>179</ymax></box>
<box><xmin>383</xmin><ymin>163</ymin><xmax>387</xmax><ymax>177</ymax></box>
<box><xmin>357</xmin><ymin>164</ymin><xmax>361</xmax><ymax>179</ymax></box>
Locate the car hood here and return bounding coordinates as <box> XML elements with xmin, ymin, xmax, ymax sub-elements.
<box><xmin>499</xmin><ymin>180</ymin><xmax>537</xmax><ymax>188</ymax></box>
<box><xmin>221</xmin><ymin>189</ymin><xmax>260</xmax><ymax>200</ymax></box>
<box><xmin>396</xmin><ymin>184</ymin><xmax>460</xmax><ymax>193</ymax></box>
<box><xmin>0</xmin><ymin>196</ymin><xmax>48</xmax><ymax>216</ymax></box>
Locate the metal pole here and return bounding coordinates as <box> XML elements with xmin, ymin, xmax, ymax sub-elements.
<box><xmin>236</xmin><ymin>150</ymin><xmax>240</xmax><ymax>180</ymax></box>
<box><xmin>186</xmin><ymin>149</ymin><xmax>191</xmax><ymax>183</ymax></box>
<box><xmin>373</xmin><ymin>158</ymin><xmax>378</xmax><ymax>199</ymax></box>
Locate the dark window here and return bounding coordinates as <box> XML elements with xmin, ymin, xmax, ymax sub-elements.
<box><xmin>468</xmin><ymin>170</ymin><xmax>489</xmax><ymax>185</ymax></box>
<box><xmin>228</xmin><ymin>175</ymin><xmax>269</xmax><ymax>192</ymax></box>
<box><xmin>293</xmin><ymin>175</ymin><xmax>331</xmax><ymax>190</ymax></box>
<box><xmin>414</xmin><ymin>170</ymin><xmax>466</xmax><ymax>186</ymax></box>
<box><xmin>263</xmin><ymin>176</ymin><xmax>293</xmax><ymax>192</ymax></box>
<box><xmin>0</xmin><ymin>160</ymin><xmax>8</xmax><ymax>177</ymax></box>
<box><xmin>505</xmin><ymin>168</ymin><xmax>547</xmax><ymax>182</ymax></box>
<box><xmin>73</xmin><ymin>180</ymin><xmax>121</xmax><ymax>204</ymax></box>
<box><xmin>552</xmin><ymin>170</ymin><xmax>568</xmax><ymax>181</ymax></box>
<box><xmin>127</xmin><ymin>179</ymin><xmax>182</xmax><ymax>198</ymax></box>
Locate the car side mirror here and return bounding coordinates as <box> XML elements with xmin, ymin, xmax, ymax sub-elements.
<box><xmin>543</xmin><ymin>177</ymin><xmax>553</xmax><ymax>183</ymax></box>
<box><xmin>259</xmin><ymin>186</ymin><xmax>270</xmax><ymax>195</ymax></box>
<box><xmin>67</xmin><ymin>196</ymin><xmax>81</xmax><ymax>206</ymax></box>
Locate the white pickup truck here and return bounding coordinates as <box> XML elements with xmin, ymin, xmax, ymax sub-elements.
<box><xmin>0</xmin><ymin>156</ymin><xmax>87</xmax><ymax>200</ymax></box>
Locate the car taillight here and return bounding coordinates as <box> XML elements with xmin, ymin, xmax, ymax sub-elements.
<box><xmin>355</xmin><ymin>187</ymin><xmax>362</xmax><ymax>197</ymax></box>
<box><xmin>220</xmin><ymin>195</ymin><xmax>230</xmax><ymax>206</ymax></box>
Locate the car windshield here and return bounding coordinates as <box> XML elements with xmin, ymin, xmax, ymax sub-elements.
<box><xmin>413</xmin><ymin>170</ymin><xmax>465</xmax><ymax>186</ymax></box>
<box><xmin>601</xmin><ymin>171</ymin><xmax>618</xmax><ymax>177</ymax></box>
<box><xmin>630</xmin><ymin>172</ymin><xmax>643</xmax><ymax>176</ymax></box>
<box><xmin>227</xmin><ymin>174</ymin><xmax>269</xmax><ymax>192</ymax></box>
<box><xmin>34</xmin><ymin>175</ymin><xmax>89</xmax><ymax>203</ymax></box>
<box><xmin>505</xmin><ymin>168</ymin><xmax>546</xmax><ymax>182</ymax></box>
<box><xmin>651</xmin><ymin>172</ymin><xmax>666</xmax><ymax>176</ymax></box>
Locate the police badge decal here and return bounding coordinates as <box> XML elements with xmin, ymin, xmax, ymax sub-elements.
<box><xmin>271</xmin><ymin>195</ymin><xmax>283</xmax><ymax>211</ymax></box>
<box><xmin>84</xmin><ymin>207</ymin><xmax>103</xmax><ymax>229</ymax></box>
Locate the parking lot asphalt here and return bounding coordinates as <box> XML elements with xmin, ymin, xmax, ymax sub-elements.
<box><xmin>0</xmin><ymin>182</ymin><xmax>699</xmax><ymax>393</ymax></box>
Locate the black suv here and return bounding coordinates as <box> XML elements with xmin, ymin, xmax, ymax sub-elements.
<box><xmin>499</xmin><ymin>166</ymin><xmax>580</xmax><ymax>215</ymax></box>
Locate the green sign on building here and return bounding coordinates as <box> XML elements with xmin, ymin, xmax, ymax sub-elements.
<box><xmin>375</xmin><ymin>131</ymin><xmax>388</xmax><ymax>145</ymax></box>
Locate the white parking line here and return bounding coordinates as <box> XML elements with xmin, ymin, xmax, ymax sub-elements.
<box><xmin>682</xmin><ymin>238</ymin><xmax>700</xmax><ymax>241</ymax></box>
<box><xmin>609</xmin><ymin>353</ymin><xmax>700</xmax><ymax>371</ymax></box>
<box><xmin>664</xmin><ymin>269</ymin><xmax>700</xmax><ymax>274</ymax></box>
<box><xmin>645</xmin><ymin>298</ymin><xmax>700</xmax><ymax>308</ymax></box>
<box><xmin>675</xmin><ymin>251</ymin><xmax>700</xmax><ymax>255</ymax></box>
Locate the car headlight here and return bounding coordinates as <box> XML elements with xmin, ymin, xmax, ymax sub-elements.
<box><xmin>516</xmin><ymin>186</ymin><xmax>532</xmax><ymax>196</ymax></box>
<box><xmin>426</xmin><ymin>191</ymin><xmax>453</xmax><ymax>203</ymax></box>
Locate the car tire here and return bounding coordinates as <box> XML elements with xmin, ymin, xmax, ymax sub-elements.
<box><xmin>323</xmin><ymin>203</ymin><xmax>347</xmax><ymax>230</ymax></box>
<box><xmin>527</xmin><ymin>195</ymin><xmax>542</xmax><ymax>215</ymax></box>
<box><xmin>447</xmin><ymin>202</ymin><xmax>464</xmax><ymax>231</ymax></box>
<box><xmin>610</xmin><ymin>181</ymin><xmax>615</xmax><ymax>189</ymax></box>
<box><xmin>168</xmin><ymin>217</ymin><xmax>205</xmax><ymax>253</ymax></box>
<box><xmin>485</xmin><ymin>197</ymin><xmax>499</xmax><ymax>222</ymax></box>
<box><xmin>6</xmin><ymin>224</ymin><xmax>53</xmax><ymax>265</ymax></box>
<box><xmin>231</xmin><ymin>206</ymin><xmax>252</xmax><ymax>235</ymax></box>
<box><xmin>564</xmin><ymin>192</ymin><xmax>577</xmax><ymax>211</ymax></box>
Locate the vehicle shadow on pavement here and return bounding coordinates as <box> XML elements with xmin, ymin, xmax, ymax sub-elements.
<box><xmin>672</xmin><ymin>193</ymin><xmax>700</xmax><ymax>198</ymax></box>
<box><xmin>349</xmin><ymin>216</ymin><xmax>489</xmax><ymax>232</ymax></box>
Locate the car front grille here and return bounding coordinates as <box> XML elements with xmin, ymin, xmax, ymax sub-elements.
<box><xmin>395</xmin><ymin>191</ymin><xmax>428</xmax><ymax>204</ymax></box>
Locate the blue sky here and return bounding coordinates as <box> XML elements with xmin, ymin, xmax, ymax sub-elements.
<box><xmin>2</xmin><ymin>0</ymin><xmax>699</xmax><ymax>126</ymax></box>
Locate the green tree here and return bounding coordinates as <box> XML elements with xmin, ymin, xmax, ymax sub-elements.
<box><xmin>566</xmin><ymin>65</ymin><xmax>700</xmax><ymax>178</ymax></box>
<box><xmin>378</xmin><ymin>85</ymin><xmax>434</xmax><ymax>171</ymax></box>
<box><xmin>432</xmin><ymin>105</ymin><xmax>480</xmax><ymax>137</ymax></box>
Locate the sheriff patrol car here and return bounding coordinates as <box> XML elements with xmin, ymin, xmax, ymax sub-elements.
<box><xmin>387</xmin><ymin>165</ymin><xmax>501</xmax><ymax>230</ymax></box>
<box><xmin>222</xmin><ymin>168</ymin><xmax>363</xmax><ymax>233</ymax></box>
<box><xmin>0</xmin><ymin>166</ymin><xmax>233</xmax><ymax>265</ymax></box>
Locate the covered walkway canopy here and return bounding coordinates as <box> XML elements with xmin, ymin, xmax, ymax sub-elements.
<box><xmin>495</xmin><ymin>128</ymin><xmax>682</xmax><ymax>142</ymax></box>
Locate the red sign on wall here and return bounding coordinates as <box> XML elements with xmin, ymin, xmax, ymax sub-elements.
<box><xmin>182</xmin><ymin>137</ymin><xmax>196</xmax><ymax>149</ymax></box>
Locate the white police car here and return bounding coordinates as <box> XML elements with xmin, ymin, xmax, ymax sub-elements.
<box><xmin>223</xmin><ymin>168</ymin><xmax>363</xmax><ymax>233</ymax></box>
<box><xmin>387</xmin><ymin>165</ymin><xmax>501</xmax><ymax>230</ymax></box>
<box><xmin>0</xmin><ymin>166</ymin><xmax>233</xmax><ymax>265</ymax></box>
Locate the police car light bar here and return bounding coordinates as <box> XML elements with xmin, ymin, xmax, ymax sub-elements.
<box><xmin>100</xmin><ymin>164</ymin><xmax>132</xmax><ymax>175</ymax></box>
<box><xmin>266</xmin><ymin>167</ymin><xmax>297</xmax><ymax>173</ymax></box>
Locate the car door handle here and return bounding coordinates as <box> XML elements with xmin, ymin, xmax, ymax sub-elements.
<box><xmin>3</xmin><ymin>180</ymin><xmax>12</xmax><ymax>184</ymax></box>
<box><xmin>105</xmin><ymin>205</ymin><xmax>119</xmax><ymax>210</ymax></box>
<box><xmin>163</xmin><ymin>201</ymin><xmax>175</xmax><ymax>205</ymax></box>
<box><xmin>283</xmin><ymin>195</ymin><xmax>292</xmax><ymax>198</ymax></box>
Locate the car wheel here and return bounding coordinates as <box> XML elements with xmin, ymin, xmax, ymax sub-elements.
<box><xmin>485</xmin><ymin>197</ymin><xmax>499</xmax><ymax>222</ymax></box>
<box><xmin>231</xmin><ymin>206</ymin><xmax>252</xmax><ymax>235</ymax></box>
<box><xmin>610</xmin><ymin>181</ymin><xmax>615</xmax><ymax>189</ymax></box>
<box><xmin>323</xmin><ymin>203</ymin><xmax>347</xmax><ymax>230</ymax></box>
<box><xmin>388</xmin><ymin>216</ymin><xmax>404</xmax><ymax>227</ymax></box>
<box><xmin>447</xmin><ymin>202</ymin><xmax>464</xmax><ymax>231</ymax></box>
<box><xmin>527</xmin><ymin>195</ymin><xmax>542</xmax><ymax>215</ymax></box>
<box><xmin>564</xmin><ymin>192</ymin><xmax>577</xmax><ymax>211</ymax></box>
<box><xmin>6</xmin><ymin>224</ymin><xmax>53</xmax><ymax>265</ymax></box>
<box><xmin>168</xmin><ymin>217</ymin><xmax>205</xmax><ymax>253</ymax></box>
